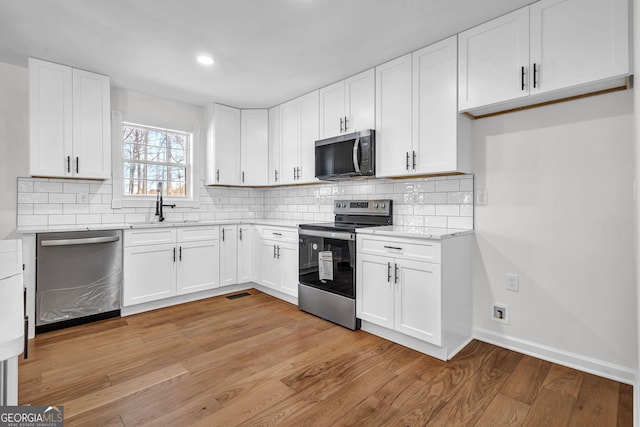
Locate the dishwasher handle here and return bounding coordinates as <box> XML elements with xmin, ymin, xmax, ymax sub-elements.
<box><xmin>40</xmin><ymin>235</ymin><xmax>120</xmax><ymax>247</ymax></box>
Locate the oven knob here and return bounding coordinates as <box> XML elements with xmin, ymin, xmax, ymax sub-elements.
<box><xmin>381</xmin><ymin>203</ymin><xmax>385</xmax><ymax>208</ymax></box>
<box><xmin>336</xmin><ymin>203</ymin><xmax>340</xmax><ymax>208</ymax></box>
<box><xmin>373</xmin><ymin>203</ymin><xmax>378</xmax><ymax>208</ymax></box>
<box><xmin>342</xmin><ymin>203</ymin><xmax>347</xmax><ymax>208</ymax></box>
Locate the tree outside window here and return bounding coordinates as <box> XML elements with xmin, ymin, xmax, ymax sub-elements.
<box><xmin>122</xmin><ymin>123</ymin><xmax>189</xmax><ymax>197</ymax></box>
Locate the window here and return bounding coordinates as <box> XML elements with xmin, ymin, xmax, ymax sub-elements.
<box><xmin>122</xmin><ymin>123</ymin><xmax>190</xmax><ymax>198</ymax></box>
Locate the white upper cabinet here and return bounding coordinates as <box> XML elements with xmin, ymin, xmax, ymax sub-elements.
<box><xmin>29</xmin><ymin>58</ymin><xmax>111</xmax><ymax>179</ymax></box>
<box><xmin>529</xmin><ymin>0</ymin><xmax>629</xmax><ymax>95</ymax></box>
<box><xmin>376</xmin><ymin>39</ymin><xmax>469</xmax><ymax>178</ymax></box>
<box><xmin>459</xmin><ymin>0</ymin><xmax>630</xmax><ymax>115</ymax></box>
<box><xmin>240</xmin><ymin>109</ymin><xmax>268</xmax><ymax>186</ymax></box>
<box><xmin>458</xmin><ymin>8</ymin><xmax>530</xmax><ymax>112</ymax></box>
<box><xmin>319</xmin><ymin>68</ymin><xmax>374</xmax><ymax>139</ymax></box>
<box><xmin>375</xmin><ymin>54</ymin><xmax>413</xmax><ymax>178</ymax></box>
<box><xmin>268</xmin><ymin>106</ymin><xmax>281</xmax><ymax>185</ymax></box>
<box><xmin>279</xmin><ymin>90</ymin><xmax>319</xmax><ymax>185</ymax></box>
<box><xmin>205</xmin><ymin>103</ymin><xmax>241</xmax><ymax>185</ymax></box>
<box><xmin>412</xmin><ymin>36</ymin><xmax>468</xmax><ymax>175</ymax></box>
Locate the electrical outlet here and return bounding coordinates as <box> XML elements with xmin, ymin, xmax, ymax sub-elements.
<box><xmin>506</xmin><ymin>273</ymin><xmax>519</xmax><ymax>292</ymax></box>
<box><xmin>476</xmin><ymin>190</ymin><xmax>488</xmax><ymax>206</ymax></box>
<box><xmin>77</xmin><ymin>193</ymin><xmax>89</xmax><ymax>203</ymax></box>
<box><xmin>492</xmin><ymin>303</ymin><xmax>509</xmax><ymax>324</ymax></box>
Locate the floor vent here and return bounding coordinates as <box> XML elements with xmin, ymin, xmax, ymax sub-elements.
<box><xmin>226</xmin><ymin>292</ymin><xmax>251</xmax><ymax>300</ymax></box>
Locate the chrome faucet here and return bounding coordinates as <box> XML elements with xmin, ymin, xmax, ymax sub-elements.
<box><xmin>155</xmin><ymin>182</ymin><xmax>176</xmax><ymax>222</ymax></box>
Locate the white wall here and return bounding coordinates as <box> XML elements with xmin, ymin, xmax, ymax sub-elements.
<box><xmin>472</xmin><ymin>90</ymin><xmax>637</xmax><ymax>376</ymax></box>
<box><xmin>0</xmin><ymin>63</ymin><xmax>29</xmax><ymax>239</ymax></box>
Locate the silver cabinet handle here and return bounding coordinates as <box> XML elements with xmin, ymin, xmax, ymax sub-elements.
<box><xmin>273</xmin><ymin>244</ymin><xmax>277</xmax><ymax>258</ymax></box>
<box><xmin>387</xmin><ymin>262</ymin><xmax>392</xmax><ymax>283</ymax></box>
<box><xmin>412</xmin><ymin>151</ymin><xmax>416</xmax><ymax>170</ymax></box>
<box><xmin>344</xmin><ymin>116</ymin><xmax>348</xmax><ymax>132</ymax></box>
<box><xmin>179</xmin><ymin>246</ymin><xmax>182</xmax><ymax>261</ymax></box>
<box><xmin>173</xmin><ymin>247</ymin><xmax>176</xmax><ymax>262</ymax></box>
<box><xmin>242</xmin><ymin>171</ymin><xmax>245</xmax><ymax>183</ymax></box>
<box><xmin>293</xmin><ymin>167</ymin><xmax>296</xmax><ymax>180</ymax></box>
<box><xmin>216</xmin><ymin>169</ymin><xmax>220</xmax><ymax>182</ymax></box>
<box><xmin>352</xmin><ymin>137</ymin><xmax>361</xmax><ymax>174</ymax></box>
<box><xmin>222</xmin><ymin>228</ymin><xmax>225</xmax><ymax>241</ymax></box>
<box><xmin>533</xmin><ymin>63</ymin><xmax>538</xmax><ymax>89</ymax></box>
<box><xmin>41</xmin><ymin>235</ymin><xmax>120</xmax><ymax>246</ymax></box>
<box><xmin>277</xmin><ymin>245</ymin><xmax>281</xmax><ymax>259</ymax></box>
<box><xmin>275</xmin><ymin>169</ymin><xmax>278</xmax><ymax>182</ymax></box>
<box><xmin>340</xmin><ymin>117</ymin><xmax>344</xmax><ymax>133</ymax></box>
<box><xmin>383</xmin><ymin>245</ymin><xmax>403</xmax><ymax>251</ymax></box>
<box><xmin>76</xmin><ymin>157</ymin><xmax>79</xmax><ymax>174</ymax></box>
<box><xmin>67</xmin><ymin>156</ymin><xmax>71</xmax><ymax>173</ymax></box>
<box><xmin>394</xmin><ymin>263</ymin><xmax>399</xmax><ymax>284</ymax></box>
<box><xmin>239</xmin><ymin>228</ymin><xmax>243</xmax><ymax>241</ymax></box>
<box><xmin>406</xmin><ymin>152</ymin><xmax>410</xmax><ymax>171</ymax></box>
<box><xmin>272</xmin><ymin>232</ymin><xmax>282</xmax><ymax>236</ymax></box>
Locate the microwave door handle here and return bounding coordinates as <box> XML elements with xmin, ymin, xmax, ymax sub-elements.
<box><xmin>352</xmin><ymin>137</ymin><xmax>361</xmax><ymax>174</ymax></box>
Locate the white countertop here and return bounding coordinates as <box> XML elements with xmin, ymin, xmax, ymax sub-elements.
<box><xmin>17</xmin><ymin>219</ymin><xmax>306</xmax><ymax>234</ymax></box>
<box><xmin>357</xmin><ymin>225</ymin><xmax>474</xmax><ymax>240</ymax></box>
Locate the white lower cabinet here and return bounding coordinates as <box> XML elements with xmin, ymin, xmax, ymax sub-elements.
<box><xmin>237</xmin><ymin>225</ymin><xmax>255</xmax><ymax>284</ymax></box>
<box><xmin>219</xmin><ymin>225</ymin><xmax>238</xmax><ymax>287</ymax></box>
<box><xmin>358</xmin><ymin>253</ymin><xmax>441</xmax><ymax>345</ymax></box>
<box><xmin>259</xmin><ymin>226</ymin><xmax>299</xmax><ymax>298</ymax></box>
<box><xmin>123</xmin><ymin>226</ymin><xmax>220</xmax><ymax>306</ymax></box>
<box><xmin>356</xmin><ymin>232</ymin><xmax>471</xmax><ymax>360</ymax></box>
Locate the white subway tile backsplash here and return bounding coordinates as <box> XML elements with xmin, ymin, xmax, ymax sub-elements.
<box><xmin>435</xmin><ymin>205</ymin><xmax>460</xmax><ymax>216</ymax></box>
<box><xmin>435</xmin><ymin>180</ymin><xmax>459</xmax><ymax>192</ymax></box>
<box><xmin>17</xmin><ymin>175</ymin><xmax>473</xmax><ymax>230</ymax></box>
<box><xmin>63</xmin><ymin>183</ymin><xmax>90</xmax><ymax>193</ymax></box>
<box><xmin>34</xmin><ymin>182</ymin><xmax>63</xmax><ymax>193</ymax></box>
<box><xmin>448</xmin><ymin>216</ymin><xmax>473</xmax><ymax>229</ymax></box>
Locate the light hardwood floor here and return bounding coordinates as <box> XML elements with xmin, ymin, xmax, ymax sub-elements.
<box><xmin>19</xmin><ymin>289</ymin><xmax>633</xmax><ymax>426</ymax></box>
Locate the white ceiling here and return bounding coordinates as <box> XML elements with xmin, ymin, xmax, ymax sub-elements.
<box><xmin>0</xmin><ymin>0</ymin><xmax>535</xmax><ymax>108</ymax></box>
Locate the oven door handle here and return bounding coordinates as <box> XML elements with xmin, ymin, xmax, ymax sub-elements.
<box><xmin>299</xmin><ymin>229</ymin><xmax>355</xmax><ymax>241</ymax></box>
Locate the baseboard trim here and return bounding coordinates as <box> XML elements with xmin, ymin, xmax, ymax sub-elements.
<box><xmin>473</xmin><ymin>328</ymin><xmax>637</xmax><ymax>385</ymax></box>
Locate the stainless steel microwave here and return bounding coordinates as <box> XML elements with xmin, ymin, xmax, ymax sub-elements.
<box><xmin>314</xmin><ymin>129</ymin><xmax>375</xmax><ymax>181</ymax></box>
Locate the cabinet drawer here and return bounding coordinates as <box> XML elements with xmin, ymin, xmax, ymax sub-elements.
<box><xmin>358</xmin><ymin>235</ymin><xmax>441</xmax><ymax>263</ymax></box>
<box><xmin>261</xmin><ymin>227</ymin><xmax>297</xmax><ymax>242</ymax></box>
<box><xmin>177</xmin><ymin>226</ymin><xmax>219</xmax><ymax>243</ymax></box>
<box><xmin>124</xmin><ymin>228</ymin><xmax>177</xmax><ymax>247</ymax></box>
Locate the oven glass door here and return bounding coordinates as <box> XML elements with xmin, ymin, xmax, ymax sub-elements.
<box><xmin>299</xmin><ymin>232</ymin><xmax>355</xmax><ymax>298</ymax></box>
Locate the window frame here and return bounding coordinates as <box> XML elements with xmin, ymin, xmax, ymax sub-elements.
<box><xmin>111</xmin><ymin>111</ymin><xmax>201</xmax><ymax>209</ymax></box>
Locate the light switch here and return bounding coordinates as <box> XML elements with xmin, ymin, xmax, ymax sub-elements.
<box><xmin>506</xmin><ymin>273</ymin><xmax>519</xmax><ymax>292</ymax></box>
<box><xmin>476</xmin><ymin>190</ymin><xmax>487</xmax><ymax>206</ymax></box>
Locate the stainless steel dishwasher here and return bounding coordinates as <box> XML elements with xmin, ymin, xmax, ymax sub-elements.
<box><xmin>36</xmin><ymin>230</ymin><xmax>122</xmax><ymax>333</ymax></box>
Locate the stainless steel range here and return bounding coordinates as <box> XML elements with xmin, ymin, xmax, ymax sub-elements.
<box><xmin>298</xmin><ymin>199</ymin><xmax>392</xmax><ymax>329</ymax></box>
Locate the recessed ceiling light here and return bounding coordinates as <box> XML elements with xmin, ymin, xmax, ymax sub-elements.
<box><xmin>197</xmin><ymin>55</ymin><xmax>215</xmax><ymax>66</ymax></box>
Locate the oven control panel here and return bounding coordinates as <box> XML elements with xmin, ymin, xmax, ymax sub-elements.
<box><xmin>334</xmin><ymin>199</ymin><xmax>392</xmax><ymax>216</ymax></box>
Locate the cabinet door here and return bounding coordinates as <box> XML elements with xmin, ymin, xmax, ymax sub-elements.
<box><xmin>412</xmin><ymin>36</ymin><xmax>459</xmax><ymax>174</ymax></box>
<box><xmin>345</xmin><ymin>68</ymin><xmax>375</xmax><ymax>133</ymax></box>
<box><xmin>241</xmin><ymin>109</ymin><xmax>268</xmax><ymax>185</ymax></box>
<box><xmin>458</xmin><ymin>7</ymin><xmax>530</xmax><ymax>111</ymax></box>
<box><xmin>356</xmin><ymin>253</ymin><xmax>394</xmax><ymax>329</ymax></box>
<box><xmin>298</xmin><ymin>90</ymin><xmax>319</xmax><ymax>183</ymax></box>
<box><xmin>260</xmin><ymin>240</ymin><xmax>280</xmax><ymax>290</ymax></box>
<box><xmin>395</xmin><ymin>259</ymin><xmax>442</xmax><ymax>345</ymax></box>
<box><xmin>279</xmin><ymin>98</ymin><xmax>299</xmax><ymax>185</ymax></box>
<box><xmin>72</xmin><ymin>68</ymin><xmax>111</xmax><ymax>179</ymax></box>
<box><xmin>219</xmin><ymin>225</ymin><xmax>238</xmax><ymax>286</ymax></box>
<box><xmin>268</xmin><ymin>106</ymin><xmax>281</xmax><ymax>185</ymax></box>
<box><xmin>214</xmin><ymin>104</ymin><xmax>241</xmax><ymax>185</ymax></box>
<box><xmin>28</xmin><ymin>58</ymin><xmax>73</xmax><ymax>178</ymax></box>
<box><xmin>278</xmin><ymin>241</ymin><xmax>299</xmax><ymax>297</ymax></box>
<box><xmin>177</xmin><ymin>240</ymin><xmax>220</xmax><ymax>295</ymax></box>
<box><xmin>375</xmin><ymin>54</ymin><xmax>413</xmax><ymax>178</ymax></box>
<box><xmin>237</xmin><ymin>226</ymin><xmax>254</xmax><ymax>284</ymax></box>
<box><xmin>319</xmin><ymin>80</ymin><xmax>345</xmax><ymax>139</ymax></box>
<box><xmin>123</xmin><ymin>244</ymin><xmax>176</xmax><ymax>306</ymax></box>
<box><xmin>530</xmin><ymin>0</ymin><xmax>629</xmax><ymax>95</ymax></box>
